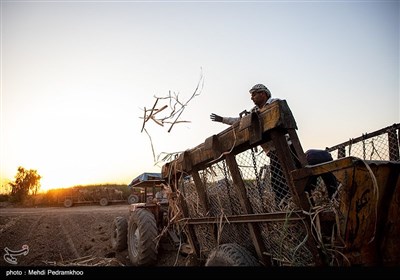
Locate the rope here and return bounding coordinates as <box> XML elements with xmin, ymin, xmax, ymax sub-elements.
<box><xmin>358</xmin><ymin>159</ymin><xmax>379</xmax><ymax>244</ymax></box>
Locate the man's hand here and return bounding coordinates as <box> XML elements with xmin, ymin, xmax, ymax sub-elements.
<box><xmin>210</xmin><ymin>113</ymin><xmax>223</xmax><ymax>122</ymax></box>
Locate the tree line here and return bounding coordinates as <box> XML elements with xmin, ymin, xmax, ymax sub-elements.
<box><xmin>0</xmin><ymin>166</ymin><xmax>130</xmax><ymax>206</ymax></box>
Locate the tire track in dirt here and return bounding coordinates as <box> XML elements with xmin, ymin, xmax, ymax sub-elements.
<box><xmin>58</xmin><ymin>215</ymin><xmax>80</xmax><ymax>260</ymax></box>
<box><xmin>24</xmin><ymin>214</ymin><xmax>45</xmax><ymax>241</ymax></box>
<box><xmin>55</xmin><ymin>211</ymin><xmax>124</xmax><ymax>263</ymax></box>
<box><xmin>25</xmin><ymin>214</ymin><xmax>67</xmax><ymax>265</ymax></box>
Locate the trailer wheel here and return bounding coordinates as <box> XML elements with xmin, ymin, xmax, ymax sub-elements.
<box><xmin>111</xmin><ymin>216</ymin><xmax>128</xmax><ymax>251</ymax></box>
<box><xmin>99</xmin><ymin>197</ymin><xmax>108</xmax><ymax>206</ymax></box>
<box><xmin>128</xmin><ymin>194</ymin><xmax>139</xmax><ymax>204</ymax></box>
<box><xmin>127</xmin><ymin>208</ymin><xmax>157</xmax><ymax>266</ymax></box>
<box><xmin>205</xmin><ymin>243</ymin><xmax>260</xmax><ymax>266</ymax></box>
<box><xmin>63</xmin><ymin>198</ymin><xmax>73</xmax><ymax>208</ymax></box>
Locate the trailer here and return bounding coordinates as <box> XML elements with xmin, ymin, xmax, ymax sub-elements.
<box><xmin>113</xmin><ymin>99</ymin><xmax>399</xmax><ymax>266</ymax></box>
<box><xmin>58</xmin><ymin>186</ymin><xmax>126</xmax><ymax>207</ymax></box>
<box><xmin>160</xmin><ymin>100</ymin><xmax>399</xmax><ymax>266</ymax></box>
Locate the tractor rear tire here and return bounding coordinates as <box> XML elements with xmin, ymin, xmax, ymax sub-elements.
<box><xmin>111</xmin><ymin>216</ymin><xmax>128</xmax><ymax>252</ymax></box>
<box><xmin>127</xmin><ymin>208</ymin><xmax>157</xmax><ymax>266</ymax></box>
<box><xmin>205</xmin><ymin>243</ymin><xmax>260</xmax><ymax>266</ymax></box>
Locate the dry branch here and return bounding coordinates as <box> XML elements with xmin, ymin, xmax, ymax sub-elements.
<box><xmin>140</xmin><ymin>69</ymin><xmax>204</xmax><ymax>164</ymax></box>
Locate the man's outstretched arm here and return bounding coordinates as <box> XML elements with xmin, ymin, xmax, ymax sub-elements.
<box><xmin>210</xmin><ymin>113</ymin><xmax>239</xmax><ymax>125</ymax></box>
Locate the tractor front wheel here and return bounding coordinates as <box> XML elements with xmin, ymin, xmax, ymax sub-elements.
<box><xmin>111</xmin><ymin>216</ymin><xmax>128</xmax><ymax>252</ymax></box>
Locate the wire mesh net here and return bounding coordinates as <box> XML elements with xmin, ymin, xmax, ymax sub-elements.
<box><xmin>327</xmin><ymin>125</ymin><xmax>399</xmax><ymax>162</ymax></box>
<box><xmin>179</xmin><ymin>144</ymin><xmax>314</xmax><ymax>265</ymax></box>
<box><xmin>173</xmin><ymin>124</ymin><xmax>399</xmax><ymax>266</ymax></box>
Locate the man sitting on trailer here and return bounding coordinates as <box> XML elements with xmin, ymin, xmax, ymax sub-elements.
<box><xmin>304</xmin><ymin>149</ymin><xmax>339</xmax><ymax>199</ymax></box>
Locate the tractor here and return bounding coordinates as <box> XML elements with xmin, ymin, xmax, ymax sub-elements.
<box><xmin>111</xmin><ymin>172</ymin><xmax>182</xmax><ymax>266</ymax></box>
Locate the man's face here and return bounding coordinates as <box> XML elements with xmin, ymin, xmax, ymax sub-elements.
<box><xmin>250</xmin><ymin>91</ymin><xmax>267</xmax><ymax>107</ymax></box>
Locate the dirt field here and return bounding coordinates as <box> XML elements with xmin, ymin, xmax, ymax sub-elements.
<box><xmin>0</xmin><ymin>203</ymin><xmax>195</xmax><ymax>268</ymax></box>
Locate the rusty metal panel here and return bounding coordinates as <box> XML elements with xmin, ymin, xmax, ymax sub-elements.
<box><xmin>381</xmin><ymin>173</ymin><xmax>400</xmax><ymax>265</ymax></box>
<box><xmin>291</xmin><ymin>157</ymin><xmax>400</xmax><ymax>265</ymax></box>
<box><xmin>342</xmin><ymin>161</ymin><xmax>400</xmax><ymax>265</ymax></box>
<box><xmin>370</xmin><ymin>162</ymin><xmax>400</xmax><ymax>265</ymax></box>
<box><xmin>343</xmin><ymin>163</ymin><xmax>379</xmax><ymax>264</ymax></box>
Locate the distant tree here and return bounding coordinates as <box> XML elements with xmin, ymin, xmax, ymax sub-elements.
<box><xmin>1</xmin><ymin>178</ymin><xmax>12</xmax><ymax>194</ymax></box>
<box><xmin>8</xmin><ymin>166</ymin><xmax>41</xmax><ymax>202</ymax></box>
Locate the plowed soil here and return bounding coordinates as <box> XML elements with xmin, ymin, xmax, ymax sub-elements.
<box><xmin>0</xmin><ymin>204</ymin><xmax>194</xmax><ymax>267</ymax></box>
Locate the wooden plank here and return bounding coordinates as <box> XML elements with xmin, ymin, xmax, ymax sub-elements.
<box><xmin>191</xmin><ymin>169</ymin><xmax>210</xmax><ymax>213</ymax></box>
<box><xmin>291</xmin><ymin>157</ymin><xmax>358</xmax><ymax>182</ymax></box>
<box><xmin>162</xmin><ymin>100</ymin><xmax>298</xmax><ymax>176</ymax></box>
<box><xmin>225</xmin><ymin>153</ymin><xmax>271</xmax><ymax>266</ymax></box>
<box><xmin>177</xmin><ymin>181</ymin><xmax>202</xmax><ymax>259</ymax></box>
<box><xmin>287</xmin><ymin>128</ymin><xmax>307</xmax><ymax>167</ymax></box>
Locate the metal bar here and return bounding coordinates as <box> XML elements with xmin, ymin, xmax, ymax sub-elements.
<box><xmin>184</xmin><ymin>211</ymin><xmax>306</xmax><ymax>225</ymax></box>
<box><xmin>326</xmin><ymin>123</ymin><xmax>400</xmax><ymax>153</ymax></box>
<box><xmin>388</xmin><ymin>127</ymin><xmax>400</xmax><ymax>161</ymax></box>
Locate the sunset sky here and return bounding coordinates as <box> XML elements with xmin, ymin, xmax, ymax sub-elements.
<box><xmin>1</xmin><ymin>0</ymin><xmax>399</xmax><ymax>192</ymax></box>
